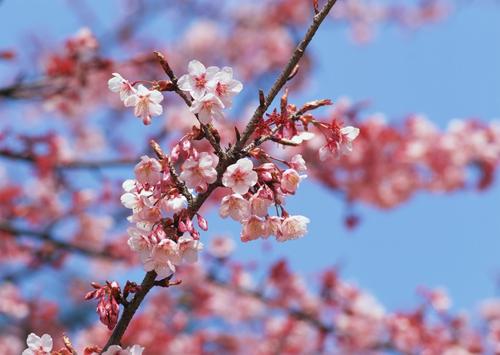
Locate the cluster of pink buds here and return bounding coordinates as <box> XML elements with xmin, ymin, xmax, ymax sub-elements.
<box><xmin>178</xmin><ymin>59</ymin><xmax>243</xmax><ymax>123</ymax></box>
<box><xmin>108</xmin><ymin>73</ymin><xmax>164</xmax><ymax>125</ymax></box>
<box><xmin>84</xmin><ymin>281</ymin><xmax>123</xmax><ymax>330</ymax></box>
<box><xmin>121</xmin><ymin>153</ymin><xmax>204</xmax><ymax>279</ymax></box>
<box><xmin>219</xmin><ymin>155</ymin><xmax>310</xmax><ymax>242</ymax></box>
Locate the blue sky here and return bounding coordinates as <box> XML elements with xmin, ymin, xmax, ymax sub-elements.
<box><xmin>0</xmin><ymin>0</ymin><xmax>499</xmax><ymax>316</ymax></box>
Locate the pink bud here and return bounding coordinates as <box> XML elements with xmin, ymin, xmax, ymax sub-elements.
<box><xmin>197</xmin><ymin>214</ymin><xmax>208</xmax><ymax>231</ymax></box>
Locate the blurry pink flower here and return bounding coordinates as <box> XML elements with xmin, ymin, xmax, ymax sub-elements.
<box><xmin>108</xmin><ymin>72</ymin><xmax>136</xmax><ymax>101</ymax></box>
<box><xmin>241</xmin><ymin>215</ymin><xmax>267</xmax><ymax>242</ymax></box>
<box><xmin>209</xmin><ymin>236</ymin><xmax>236</xmax><ymax>258</ymax></box>
<box><xmin>190</xmin><ymin>93</ymin><xmax>225</xmax><ymax>124</ymax></box>
<box><xmin>22</xmin><ymin>333</ymin><xmax>52</xmax><ymax>355</ymax></box>
<box><xmin>178</xmin><ymin>59</ymin><xmax>219</xmax><ymax>99</ymax></box>
<box><xmin>277</xmin><ymin>215</ymin><xmax>310</xmax><ymax>241</ymax></box>
<box><xmin>124</xmin><ymin>85</ymin><xmax>163</xmax><ymax>125</ymax></box>
<box><xmin>222</xmin><ymin>158</ymin><xmax>258</xmax><ymax>195</ymax></box>
<box><xmin>280</xmin><ymin>168</ymin><xmax>302</xmax><ymax>194</ymax></box>
<box><xmin>219</xmin><ymin>193</ymin><xmax>251</xmax><ymax>221</ymax></box>
<box><xmin>134</xmin><ymin>155</ymin><xmax>162</xmax><ymax>186</ymax></box>
<box><xmin>180</xmin><ymin>152</ymin><xmax>219</xmax><ymax>190</ymax></box>
<box><xmin>207</xmin><ymin>66</ymin><xmax>243</xmax><ymax>107</ymax></box>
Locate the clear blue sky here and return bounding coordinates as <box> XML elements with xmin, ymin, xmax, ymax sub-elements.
<box><xmin>0</xmin><ymin>0</ymin><xmax>499</xmax><ymax>316</ymax></box>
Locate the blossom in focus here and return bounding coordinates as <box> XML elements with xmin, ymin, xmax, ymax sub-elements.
<box><xmin>22</xmin><ymin>333</ymin><xmax>52</xmax><ymax>355</ymax></box>
<box><xmin>134</xmin><ymin>155</ymin><xmax>163</xmax><ymax>186</ymax></box>
<box><xmin>222</xmin><ymin>158</ymin><xmax>258</xmax><ymax>195</ymax></box>
<box><xmin>241</xmin><ymin>215</ymin><xmax>267</xmax><ymax>242</ymax></box>
<box><xmin>178</xmin><ymin>59</ymin><xmax>219</xmax><ymax>99</ymax></box>
<box><xmin>177</xmin><ymin>233</ymin><xmax>204</xmax><ymax>263</ymax></box>
<box><xmin>280</xmin><ymin>168</ymin><xmax>302</xmax><ymax>194</ymax></box>
<box><xmin>108</xmin><ymin>72</ymin><xmax>136</xmax><ymax>101</ymax></box>
<box><xmin>277</xmin><ymin>215</ymin><xmax>310</xmax><ymax>242</ymax></box>
<box><xmin>219</xmin><ymin>193</ymin><xmax>251</xmax><ymax>221</ymax></box>
<box><xmin>190</xmin><ymin>93</ymin><xmax>225</xmax><ymax>124</ymax></box>
<box><xmin>207</xmin><ymin>66</ymin><xmax>243</xmax><ymax>107</ymax></box>
<box><xmin>124</xmin><ymin>85</ymin><xmax>164</xmax><ymax>125</ymax></box>
<box><xmin>179</xmin><ymin>152</ymin><xmax>219</xmax><ymax>190</ymax></box>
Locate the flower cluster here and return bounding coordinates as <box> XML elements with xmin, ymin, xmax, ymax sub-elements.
<box><xmin>108</xmin><ymin>73</ymin><xmax>164</xmax><ymax>125</ymax></box>
<box><xmin>178</xmin><ymin>59</ymin><xmax>243</xmax><ymax>123</ymax></box>
<box><xmin>21</xmin><ymin>332</ymin><xmax>144</xmax><ymax>355</ymax></box>
<box><xmin>121</xmin><ymin>154</ymin><xmax>204</xmax><ymax>279</ymax></box>
<box><xmin>219</xmin><ymin>156</ymin><xmax>310</xmax><ymax>242</ymax></box>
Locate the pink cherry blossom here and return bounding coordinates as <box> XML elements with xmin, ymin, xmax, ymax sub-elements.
<box><xmin>219</xmin><ymin>193</ymin><xmax>251</xmax><ymax>221</ymax></box>
<box><xmin>161</xmin><ymin>194</ymin><xmax>187</xmax><ymax>213</ymax></box>
<box><xmin>207</xmin><ymin>66</ymin><xmax>243</xmax><ymax>107</ymax></box>
<box><xmin>289</xmin><ymin>154</ymin><xmax>307</xmax><ymax>173</ymax></box>
<box><xmin>178</xmin><ymin>59</ymin><xmax>219</xmax><ymax>99</ymax></box>
<box><xmin>124</xmin><ymin>84</ymin><xmax>164</xmax><ymax>125</ymax></box>
<box><xmin>22</xmin><ymin>333</ymin><xmax>52</xmax><ymax>355</ymax></box>
<box><xmin>249</xmin><ymin>187</ymin><xmax>273</xmax><ymax>217</ymax></box>
<box><xmin>241</xmin><ymin>215</ymin><xmax>267</xmax><ymax>242</ymax></box>
<box><xmin>179</xmin><ymin>152</ymin><xmax>219</xmax><ymax>190</ymax></box>
<box><xmin>177</xmin><ymin>233</ymin><xmax>204</xmax><ymax>263</ymax></box>
<box><xmin>280</xmin><ymin>168</ymin><xmax>302</xmax><ymax>194</ymax></box>
<box><xmin>277</xmin><ymin>215</ymin><xmax>310</xmax><ymax>242</ymax></box>
<box><xmin>107</xmin><ymin>72</ymin><xmax>136</xmax><ymax>101</ymax></box>
<box><xmin>319</xmin><ymin>125</ymin><xmax>360</xmax><ymax>161</ymax></box>
<box><xmin>190</xmin><ymin>93</ymin><xmax>225</xmax><ymax>124</ymax></box>
<box><xmin>222</xmin><ymin>158</ymin><xmax>258</xmax><ymax>195</ymax></box>
<box><xmin>134</xmin><ymin>155</ymin><xmax>162</xmax><ymax>186</ymax></box>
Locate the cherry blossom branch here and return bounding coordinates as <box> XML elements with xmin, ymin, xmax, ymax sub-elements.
<box><xmin>231</xmin><ymin>0</ymin><xmax>338</xmax><ymax>153</ymax></box>
<box><xmin>0</xmin><ymin>222</ymin><xmax>118</xmax><ymax>260</ymax></box>
<box><xmin>102</xmin><ymin>1</ymin><xmax>338</xmax><ymax>350</ymax></box>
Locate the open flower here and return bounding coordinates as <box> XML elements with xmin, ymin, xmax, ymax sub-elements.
<box><xmin>134</xmin><ymin>155</ymin><xmax>162</xmax><ymax>186</ymax></box>
<box><xmin>124</xmin><ymin>85</ymin><xmax>164</xmax><ymax>125</ymax></box>
<box><xmin>219</xmin><ymin>193</ymin><xmax>251</xmax><ymax>221</ymax></box>
<box><xmin>178</xmin><ymin>59</ymin><xmax>219</xmax><ymax>99</ymax></box>
<box><xmin>179</xmin><ymin>152</ymin><xmax>219</xmax><ymax>190</ymax></box>
<box><xmin>207</xmin><ymin>66</ymin><xmax>243</xmax><ymax>107</ymax></box>
<box><xmin>22</xmin><ymin>333</ymin><xmax>52</xmax><ymax>355</ymax></box>
<box><xmin>222</xmin><ymin>158</ymin><xmax>258</xmax><ymax>195</ymax></box>
<box><xmin>190</xmin><ymin>93</ymin><xmax>225</xmax><ymax>124</ymax></box>
<box><xmin>277</xmin><ymin>215</ymin><xmax>310</xmax><ymax>242</ymax></box>
<box><xmin>108</xmin><ymin>72</ymin><xmax>136</xmax><ymax>101</ymax></box>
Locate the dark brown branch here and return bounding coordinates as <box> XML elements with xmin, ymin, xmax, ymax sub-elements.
<box><xmin>102</xmin><ymin>271</ymin><xmax>157</xmax><ymax>350</ymax></box>
<box><xmin>0</xmin><ymin>149</ymin><xmax>135</xmax><ymax>169</ymax></box>
<box><xmin>230</xmin><ymin>0</ymin><xmax>338</xmax><ymax>154</ymax></box>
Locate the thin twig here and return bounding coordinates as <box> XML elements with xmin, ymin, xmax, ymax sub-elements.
<box><xmin>0</xmin><ymin>222</ymin><xmax>118</xmax><ymax>260</ymax></box>
<box><xmin>230</xmin><ymin>0</ymin><xmax>338</xmax><ymax>154</ymax></box>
